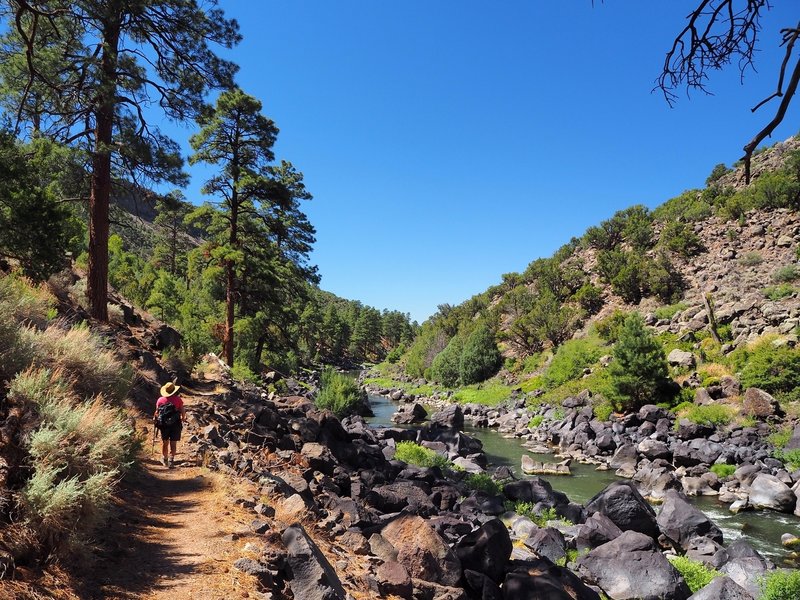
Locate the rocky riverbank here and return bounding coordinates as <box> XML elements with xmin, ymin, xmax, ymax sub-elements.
<box><xmin>183</xmin><ymin>360</ymin><xmax>798</xmax><ymax>599</ymax></box>
<box><xmin>365</xmin><ymin>372</ymin><xmax>800</xmax><ymax>521</ymax></box>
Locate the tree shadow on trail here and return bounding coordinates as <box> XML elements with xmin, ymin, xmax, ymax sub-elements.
<box><xmin>73</xmin><ymin>460</ymin><xmax>213</xmax><ymax>600</ymax></box>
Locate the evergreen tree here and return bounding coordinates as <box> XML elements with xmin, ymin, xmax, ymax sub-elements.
<box><xmin>189</xmin><ymin>88</ymin><xmax>281</xmax><ymax>366</ymax></box>
<box><xmin>459</xmin><ymin>322</ymin><xmax>501</xmax><ymax>385</ymax></box>
<box><xmin>153</xmin><ymin>191</ymin><xmax>192</xmax><ymax>278</ymax></box>
<box><xmin>430</xmin><ymin>335</ymin><xmax>464</xmax><ymax>387</ymax></box>
<box><xmin>0</xmin><ymin>132</ymin><xmax>81</xmax><ymax>278</ymax></box>
<box><xmin>607</xmin><ymin>313</ymin><xmax>673</xmax><ymax>412</ymax></box>
<box><xmin>0</xmin><ymin>0</ymin><xmax>239</xmax><ymax>320</ymax></box>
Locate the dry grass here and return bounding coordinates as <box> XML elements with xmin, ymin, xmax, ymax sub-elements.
<box><xmin>32</xmin><ymin>323</ymin><xmax>131</xmax><ymax>403</ymax></box>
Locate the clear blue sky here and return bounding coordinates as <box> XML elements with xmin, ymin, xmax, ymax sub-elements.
<box><xmin>166</xmin><ymin>1</ymin><xmax>800</xmax><ymax>323</ymax></box>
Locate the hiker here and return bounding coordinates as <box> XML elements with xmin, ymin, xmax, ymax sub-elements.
<box><xmin>154</xmin><ymin>381</ymin><xmax>186</xmax><ymax>468</ymax></box>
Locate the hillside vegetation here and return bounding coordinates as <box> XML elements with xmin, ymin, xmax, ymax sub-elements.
<box><xmin>379</xmin><ymin>136</ymin><xmax>800</xmax><ymax>416</ymax></box>
<box><xmin>0</xmin><ymin>275</ymin><xmax>137</xmax><ymax>566</ymax></box>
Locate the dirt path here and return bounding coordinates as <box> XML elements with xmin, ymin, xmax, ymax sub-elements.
<box><xmin>76</xmin><ymin>421</ymin><xmax>263</xmax><ymax>600</ymax></box>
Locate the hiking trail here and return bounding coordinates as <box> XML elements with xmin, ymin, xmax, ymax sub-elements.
<box><xmin>76</xmin><ymin>393</ymin><xmax>263</xmax><ymax>600</ymax></box>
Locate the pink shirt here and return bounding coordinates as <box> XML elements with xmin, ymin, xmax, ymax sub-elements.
<box><xmin>156</xmin><ymin>396</ymin><xmax>184</xmax><ymax>411</ymax></box>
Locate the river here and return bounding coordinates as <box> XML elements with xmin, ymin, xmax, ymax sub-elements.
<box><xmin>365</xmin><ymin>392</ymin><xmax>800</xmax><ymax>564</ymax></box>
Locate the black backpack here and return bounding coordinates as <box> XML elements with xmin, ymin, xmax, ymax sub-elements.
<box><xmin>157</xmin><ymin>401</ymin><xmax>180</xmax><ymax>427</ymax></box>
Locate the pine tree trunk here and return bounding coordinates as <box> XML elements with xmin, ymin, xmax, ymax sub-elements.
<box><xmin>87</xmin><ymin>20</ymin><xmax>120</xmax><ymax>322</ymax></box>
<box><xmin>223</xmin><ymin>190</ymin><xmax>238</xmax><ymax>367</ymax></box>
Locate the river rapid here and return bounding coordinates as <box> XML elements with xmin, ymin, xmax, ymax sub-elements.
<box><xmin>365</xmin><ymin>392</ymin><xmax>800</xmax><ymax>564</ymax></box>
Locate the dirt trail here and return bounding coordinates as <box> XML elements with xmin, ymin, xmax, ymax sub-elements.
<box><xmin>76</xmin><ymin>413</ymin><xmax>262</xmax><ymax>600</ymax></box>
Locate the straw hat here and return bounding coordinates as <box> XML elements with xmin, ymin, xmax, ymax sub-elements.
<box><xmin>160</xmin><ymin>382</ymin><xmax>181</xmax><ymax>397</ymax></box>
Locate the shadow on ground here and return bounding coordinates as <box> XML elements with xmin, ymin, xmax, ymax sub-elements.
<box><xmin>72</xmin><ymin>458</ymin><xmax>211</xmax><ymax>600</ymax></box>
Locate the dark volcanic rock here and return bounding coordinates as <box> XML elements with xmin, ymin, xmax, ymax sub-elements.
<box><xmin>463</xmin><ymin>570</ymin><xmax>503</xmax><ymax>600</ymax></box>
<box><xmin>524</xmin><ymin>527</ymin><xmax>566</xmax><ymax>565</ymax></box>
<box><xmin>504</xmin><ymin>558</ymin><xmax>601</xmax><ymax>600</ymax></box>
<box><xmin>742</xmin><ymin>387</ymin><xmax>783</xmax><ymax>419</ymax></box>
<box><xmin>585</xmin><ymin>481</ymin><xmax>660</xmax><ymax>539</ymax></box>
<box><xmin>503</xmin><ymin>477</ymin><xmax>569</xmax><ymax>510</ymax></box>
<box><xmin>381</xmin><ymin>513</ymin><xmax>462</xmax><ymax>586</ymax></box>
<box><xmin>687</xmin><ymin>575</ymin><xmax>754</xmax><ymax>600</ymax></box>
<box><xmin>454</xmin><ymin>518</ymin><xmax>512</xmax><ymax>583</ymax></box>
<box><xmin>577</xmin><ymin>531</ymin><xmax>691</xmax><ymax>600</ymax></box>
<box><xmin>282</xmin><ymin>524</ymin><xmax>345</xmax><ymax>600</ymax></box>
<box><xmin>575</xmin><ymin>512</ymin><xmax>623</xmax><ymax>551</ymax></box>
<box><xmin>374</xmin><ymin>561</ymin><xmax>412</xmax><ymax>598</ymax></box>
<box><xmin>430</xmin><ymin>404</ymin><xmax>465</xmax><ymax>430</ymax></box>
<box><xmin>656</xmin><ymin>490</ymin><xmax>724</xmax><ymax>550</ymax></box>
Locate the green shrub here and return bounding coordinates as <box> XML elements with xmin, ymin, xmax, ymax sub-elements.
<box><xmin>543</xmin><ymin>337</ymin><xmax>604</xmax><ymax>389</ymax></box>
<box><xmin>668</xmin><ymin>556</ymin><xmax>720</xmax><ymax>593</ymax></box>
<box><xmin>777</xmin><ymin>449</ymin><xmax>800</xmax><ymax>471</ymax></box>
<box><xmin>231</xmin><ymin>360</ymin><xmax>260</xmax><ymax>384</ymax></box>
<box><xmin>0</xmin><ymin>274</ymin><xmax>57</xmax><ymax>328</ymax></box>
<box><xmin>654</xmin><ymin>302</ymin><xmax>688</xmax><ymax>321</ymax></box>
<box><xmin>394</xmin><ymin>441</ymin><xmax>451</xmax><ymax>469</ymax></box>
<box><xmin>528</xmin><ymin>415</ymin><xmax>545</xmax><ymax>428</ymax></box>
<box><xmin>509</xmin><ymin>503</ymin><xmax>571</xmax><ymax>527</ymax></box>
<box><xmin>677</xmin><ymin>404</ymin><xmax>735</xmax><ymax>427</ymax></box>
<box><xmin>737</xmin><ymin>342</ymin><xmax>800</xmax><ymax>402</ymax></box>
<box><xmin>739</xmin><ymin>252</ymin><xmax>763</xmax><ymax>266</ymax></box>
<box><xmin>762</xmin><ymin>284</ymin><xmax>795</xmax><ymax>300</ymax></box>
<box><xmin>464</xmin><ymin>473</ymin><xmax>501</xmax><ymax>495</ymax></box>
<box><xmin>315</xmin><ymin>367</ymin><xmax>365</xmax><ymax>417</ymax></box>
<box><xmin>652</xmin><ymin>189</ymin><xmax>713</xmax><ymax>223</ymax></box>
<box><xmin>660</xmin><ymin>221</ymin><xmax>704</xmax><ymax>258</ymax></box>
<box><xmin>459</xmin><ymin>322</ymin><xmax>501</xmax><ymax>385</ymax></box>
<box><xmin>772</xmin><ymin>265</ymin><xmax>800</xmax><ymax>283</ymax></box>
<box><xmin>768</xmin><ymin>427</ymin><xmax>793</xmax><ymax>449</ymax></box>
<box><xmin>573</xmin><ymin>283</ymin><xmax>604</xmax><ymax>315</ymax></box>
<box><xmin>430</xmin><ymin>335</ymin><xmax>464</xmax><ymax>386</ymax></box>
<box><xmin>452</xmin><ymin>382</ymin><xmax>512</xmax><ymax>406</ymax></box>
<box><xmin>593</xmin><ymin>400</ymin><xmax>613</xmax><ymax>421</ymax></box>
<box><xmin>759</xmin><ymin>569</ymin><xmax>800</xmax><ymax>600</ymax></box>
<box><xmin>607</xmin><ymin>313</ymin><xmax>674</xmax><ymax>412</ymax></box>
<box><xmin>710</xmin><ymin>464</ymin><xmax>736</xmax><ymax>478</ymax></box>
<box><xmin>593</xmin><ymin>310</ymin><xmax>629</xmax><ymax>343</ymax></box>
<box><xmin>706</xmin><ymin>163</ymin><xmax>731</xmax><ymax>186</ymax></box>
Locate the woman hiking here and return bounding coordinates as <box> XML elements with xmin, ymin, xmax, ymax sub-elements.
<box><xmin>154</xmin><ymin>381</ymin><xmax>186</xmax><ymax>468</ymax></box>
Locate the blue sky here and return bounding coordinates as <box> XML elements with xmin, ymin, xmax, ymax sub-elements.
<box><xmin>166</xmin><ymin>2</ymin><xmax>800</xmax><ymax>323</ymax></box>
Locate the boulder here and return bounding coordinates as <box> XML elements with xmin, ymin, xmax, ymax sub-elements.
<box><xmin>585</xmin><ymin>481</ymin><xmax>660</xmax><ymax>539</ymax></box>
<box><xmin>453</xmin><ymin>518</ymin><xmax>512</xmax><ymax>583</ymax></box>
<box><xmin>749</xmin><ymin>474</ymin><xmax>796</xmax><ymax>512</ymax></box>
<box><xmin>503</xmin><ymin>477</ymin><xmax>570</xmax><ymax>510</ymax></box>
<box><xmin>637</xmin><ymin>439</ymin><xmax>672</xmax><ymax>461</ymax></box>
<box><xmin>577</xmin><ymin>531</ymin><xmax>691</xmax><ymax>600</ymax></box>
<box><xmin>524</xmin><ymin>527</ymin><xmax>566</xmax><ymax>565</ymax></box>
<box><xmin>686</xmin><ymin>576</ymin><xmax>753</xmax><ymax>600</ymax></box>
<box><xmin>656</xmin><ymin>490</ymin><xmax>724</xmax><ymax>550</ymax></box>
<box><xmin>282</xmin><ymin>524</ymin><xmax>346</xmax><ymax>600</ymax></box>
<box><xmin>720</xmin><ymin>377</ymin><xmax>741</xmax><ymax>398</ymax></box>
<box><xmin>430</xmin><ymin>404</ymin><xmax>464</xmax><ymax>430</ymax></box>
<box><xmin>720</xmin><ymin>557</ymin><xmax>772</xmax><ymax>598</ymax></box>
<box><xmin>392</xmin><ymin>403</ymin><xmax>427</xmax><ymax>424</ymax></box>
<box><xmin>609</xmin><ymin>444</ymin><xmax>638</xmax><ymax>476</ymax></box>
<box><xmin>374</xmin><ymin>561</ymin><xmax>412</xmax><ymax>598</ymax></box>
<box><xmin>381</xmin><ymin>514</ymin><xmax>462</xmax><ymax>586</ymax></box>
<box><xmin>667</xmin><ymin>349</ymin><xmax>696</xmax><ymax>368</ymax></box>
<box><xmin>575</xmin><ymin>512</ymin><xmax>623</xmax><ymax>551</ymax></box>
<box><xmin>742</xmin><ymin>388</ymin><xmax>782</xmax><ymax>419</ymax></box>
<box><xmin>463</xmin><ymin>570</ymin><xmax>503</xmax><ymax>600</ymax></box>
<box><xmin>504</xmin><ymin>558</ymin><xmax>601</xmax><ymax>600</ymax></box>
<box><xmin>785</xmin><ymin>425</ymin><xmax>800</xmax><ymax>450</ymax></box>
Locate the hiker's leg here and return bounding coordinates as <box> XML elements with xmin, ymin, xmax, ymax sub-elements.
<box><xmin>161</xmin><ymin>439</ymin><xmax>169</xmax><ymax>458</ymax></box>
<box><xmin>169</xmin><ymin>440</ymin><xmax>177</xmax><ymax>457</ymax></box>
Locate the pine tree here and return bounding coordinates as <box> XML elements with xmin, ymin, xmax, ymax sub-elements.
<box><xmin>0</xmin><ymin>1</ymin><xmax>239</xmax><ymax>320</ymax></box>
<box><xmin>607</xmin><ymin>313</ymin><xmax>672</xmax><ymax>412</ymax></box>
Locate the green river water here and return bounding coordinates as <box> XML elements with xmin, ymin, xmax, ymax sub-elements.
<box><xmin>365</xmin><ymin>393</ymin><xmax>800</xmax><ymax>564</ymax></box>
